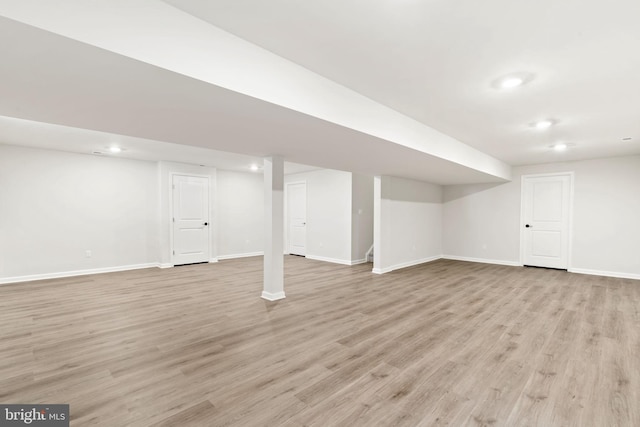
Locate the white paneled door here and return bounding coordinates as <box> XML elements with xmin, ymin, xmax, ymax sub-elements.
<box><xmin>287</xmin><ymin>182</ymin><xmax>307</xmax><ymax>256</ymax></box>
<box><xmin>522</xmin><ymin>173</ymin><xmax>572</xmax><ymax>269</ymax></box>
<box><xmin>172</xmin><ymin>175</ymin><xmax>210</xmax><ymax>265</ymax></box>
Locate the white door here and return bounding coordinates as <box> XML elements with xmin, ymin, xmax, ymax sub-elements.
<box><xmin>522</xmin><ymin>173</ymin><xmax>572</xmax><ymax>269</ymax></box>
<box><xmin>172</xmin><ymin>175</ymin><xmax>210</xmax><ymax>265</ymax></box>
<box><xmin>287</xmin><ymin>182</ymin><xmax>307</xmax><ymax>256</ymax></box>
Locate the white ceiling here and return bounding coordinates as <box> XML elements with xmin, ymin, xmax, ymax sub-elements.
<box><xmin>167</xmin><ymin>0</ymin><xmax>640</xmax><ymax>165</ymax></box>
<box><xmin>0</xmin><ymin>10</ymin><xmax>507</xmax><ymax>185</ymax></box>
<box><xmin>0</xmin><ymin>116</ymin><xmax>318</xmax><ymax>175</ymax></box>
<box><xmin>0</xmin><ymin>0</ymin><xmax>638</xmax><ymax>184</ymax></box>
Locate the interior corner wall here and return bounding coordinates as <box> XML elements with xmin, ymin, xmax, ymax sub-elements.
<box><xmin>216</xmin><ymin>169</ymin><xmax>264</xmax><ymax>259</ymax></box>
<box><xmin>285</xmin><ymin>169</ymin><xmax>353</xmax><ymax>264</ymax></box>
<box><xmin>374</xmin><ymin>176</ymin><xmax>443</xmax><ymax>273</ymax></box>
<box><xmin>0</xmin><ymin>145</ymin><xmax>159</xmax><ymax>282</ymax></box>
<box><xmin>442</xmin><ymin>180</ymin><xmax>520</xmax><ymax>265</ymax></box>
<box><xmin>442</xmin><ymin>155</ymin><xmax>640</xmax><ymax>279</ymax></box>
<box><xmin>351</xmin><ymin>173</ymin><xmax>374</xmax><ymax>263</ymax></box>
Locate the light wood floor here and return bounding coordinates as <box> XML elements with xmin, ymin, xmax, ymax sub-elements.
<box><xmin>1</xmin><ymin>257</ymin><xmax>639</xmax><ymax>426</ymax></box>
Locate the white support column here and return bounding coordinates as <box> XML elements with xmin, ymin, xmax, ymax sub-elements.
<box><xmin>373</xmin><ymin>175</ymin><xmax>391</xmax><ymax>274</ymax></box>
<box><xmin>262</xmin><ymin>156</ymin><xmax>286</xmax><ymax>301</ymax></box>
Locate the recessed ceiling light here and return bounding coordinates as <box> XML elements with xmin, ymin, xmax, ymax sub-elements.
<box><xmin>250</xmin><ymin>164</ymin><xmax>259</xmax><ymax>171</ymax></box>
<box><xmin>534</xmin><ymin>119</ymin><xmax>554</xmax><ymax>130</ymax></box>
<box><xmin>501</xmin><ymin>77</ymin><xmax>524</xmax><ymax>89</ymax></box>
<box><xmin>553</xmin><ymin>143</ymin><xmax>568</xmax><ymax>152</ymax></box>
<box><xmin>109</xmin><ymin>146</ymin><xmax>122</xmax><ymax>153</ymax></box>
<box><xmin>492</xmin><ymin>72</ymin><xmax>534</xmax><ymax>90</ymax></box>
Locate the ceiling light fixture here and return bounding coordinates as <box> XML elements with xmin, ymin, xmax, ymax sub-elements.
<box><xmin>534</xmin><ymin>119</ymin><xmax>554</xmax><ymax>130</ymax></box>
<box><xmin>553</xmin><ymin>143</ymin><xmax>568</xmax><ymax>152</ymax></box>
<box><xmin>492</xmin><ymin>72</ymin><xmax>534</xmax><ymax>90</ymax></box>
<box><xmin>109</xmin><ymin>146</ymin><xmax>122</xmax><ymax>153</ymax></box>
<box><xmin>250</xmin><ymin>164</ymin><xmax>259</xmax><ymax>171</ymax></box>
<box><xmin>500</xmin><ymin>77</ymin><xmax>524</xmax><ymax>89</ymax></box>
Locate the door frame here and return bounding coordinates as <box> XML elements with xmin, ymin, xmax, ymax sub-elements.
<box><xmin>519</xmin><ymin>171</ymin><xmax>574</xmax><ymax>269</ymax></box>
<box><xmin>169</xmin><ymin>172</ymin><xmax>212</xmax><ymax>266</ymax></box>
<box><xmin>284</xmin><ymin>180</ymin><xmax>307</xmax><ymax>255</ymax></box>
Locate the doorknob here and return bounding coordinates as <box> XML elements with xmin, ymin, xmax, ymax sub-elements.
<box><xmin>204</xmin><ymin>222</ymin><xmax>208</xmax><ymax>226</ymax></box>
<box><xmin>525</xmin><ymin>224</ymin><xmax>531</xmax><ymax>228</ymax></box>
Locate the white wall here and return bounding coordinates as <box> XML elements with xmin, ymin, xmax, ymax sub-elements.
<box><xmin>443</xmin><ymin>155</ymin><xmax>640</xmax><ymax>279</ymax></box>
<box><xmin>442</xmin><ymin>182</ymin><xmax>519</xmax><ymax>265</ymax></box>
<box><xmin>0</xmin><ymin>147</ymin><xmax>265</xmax><ymax>282</ymax></box>
<box><xmin>0</xmin><ymin>145</ymin><xmax>158</xmax><ymax>282</ymax></box>
<box><xmin>374</xmin><ymin>176</ymin><xmax>443</xmax><ymax>273</ymax></box>
<box><xmin>216</xmin><ymin>170</ymin><xmax>264</xmax><ymax>258</ymax></box>
<box><xmin>351</xmin><ymin>174</ymin><xmax>374</xmax><ymax>262</ymax></box>
<box><xmin>0</xmin><ymin>145</ymin><xmax>371</xmax><ymax>282</ymax></box>
<box><xmin>5</xmin><ymin>144</ymin><xmax>636</xmax><ymax>283</ymax></box>
<box><xmin>0</xmin><ymin>145</ymin><xmax>378</xmax><ymax>282</ymax></box>
<box><xmin>285</xmin><ymin>169</ymin><xmax>353</xmax><ymax>264</ymax></box>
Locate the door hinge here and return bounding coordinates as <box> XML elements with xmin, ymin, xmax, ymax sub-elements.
<box><xmin>172</xmin><ymin>217</ymin><xmax>175</xmax><ymax>222</ymax></box>
<box><xmin>173</xmin><ymin>250</ymin><xmax>175</xmax><ymax>255</ymax></box>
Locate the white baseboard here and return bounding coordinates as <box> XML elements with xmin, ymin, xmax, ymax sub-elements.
<box><xmin>261</xmin><ymin>291</ymin><xmax>286</xmax><ymax>301</ymax></box>
<box><xmin>0</xmin><ymin>263</ymin><xmax>159</xmax><ymax>285</ymax></box>
<box><xmin>217</xmin><ymin>251</ymin><xmax>264</xmax><ymax>260</ymax></box>
<box><xmin>350</xmin><ymin>258</ymin><xmax>368</xmax><ymax>265</ymax></box>
<box><xmin>569</xmin><ymin>268</ymin><xmax>640</xmax><ymax>281</ymax></box>
<box><xmin>440</xmin><ymin>256</ymin><xmax>639</xmax><ymax>280</ymax></box>
<box><xmin>372</xmin><ymin>255</ymin><xmax>442</xmax><ymax>274</ymax></box>
<box><xmin>441</xmin><ymin>255</ymin><xmax>521</xmax><ymax>267</ymax></box>
<box><xmin>305</xmin><ymin>254</ymin><xmax>363</xmax><ymax>266</ymax></box>
<box><xmin>208</xmin><ymin>258</ymin><xmax>219</xmax><ymax>263</ymax></box>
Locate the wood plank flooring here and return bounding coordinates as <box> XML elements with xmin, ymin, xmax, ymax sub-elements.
<box><xmin>1</xmin><ymin>257</ymin><xmax>639</xmax><ymax>426</ymax></box>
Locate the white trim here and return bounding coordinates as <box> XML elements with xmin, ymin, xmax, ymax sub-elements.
<box><xmin>0</xmin><ymin>263</ymin><xmax>159</xmax><ymax>285</ymax></box>
<box><xmin>520</xmin><ymin>171</ymin><xmax>574</xmax><ymax>269</ymax></box>
<box><xmin>217</xmin><ymin>251</ymin><xmax>264</xmax><ymax>260</ymax></box>
<box><xmin>350</xmin><ymin>258</ymin><xmax>368</xmax><ymax>265</ymax></box>
<box><xmin>371</xmin><ymin>255</ymin><xmax>441</xmax><ymax>274</ymax></box>
<box><xmin>261</xmin><ymin>291</ymin><xmax>286</xmax><ymax>301</ymax></box>
<box><xmin>208</xmin><ymin>258</ymin><xmax>219</xmax><ymax>263</ymax></box>
<box><xmin>569</xmin><ymin>268</ymin><xmax>640</xmax><ymax>281</ymax></box>
<box><xmin>305</xmin><ymin>254</ymin><xmax>362</xmax><ymax>266</ymax></box>
<box><xmin>158</xmin><ymin>263</ymin><xmax>173</xmax><ymax>269</ymax></box>
<box><xmin>441</xmin><ymin>255</ymin><xmax>521</xmax><ymax>267</ymax></box>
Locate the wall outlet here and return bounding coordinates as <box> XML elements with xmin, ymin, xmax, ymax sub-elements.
<box><xmin>85</xmin><ymin>250</ymin><xmax>92</xmax><ymax>258</ymax></box>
